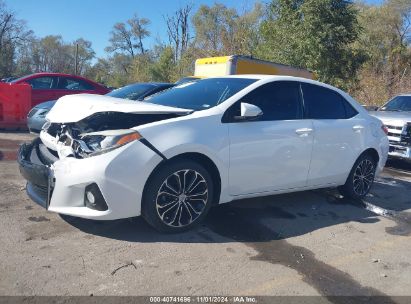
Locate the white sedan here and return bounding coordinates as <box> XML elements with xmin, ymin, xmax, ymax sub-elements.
<box><xmin>18</xmin><ymin>75</ymin><xmax>389</xmax><ymax>232</ymax></box>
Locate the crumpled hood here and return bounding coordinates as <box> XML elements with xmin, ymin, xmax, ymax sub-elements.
<box><xmin>369</xmin><ymin>110</ymin><xmax>411</xmax><ymax>126</ymax></box>
<box><xmin>46</xmin><ymin>94</ymin><xmax>191</xmax><ymax>123</ymax></box>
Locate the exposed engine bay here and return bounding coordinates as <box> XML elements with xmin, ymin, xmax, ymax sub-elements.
<box><xmin>40</xmin><ymin>111</ymin><xmax>185</xmax><ymax>160</ymax></box>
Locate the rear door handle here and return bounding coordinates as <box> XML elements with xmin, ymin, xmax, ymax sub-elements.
<box><xmin>295</xmin><ymin>128</ymin><xmax>313</xmax><ymax>136</ymax></box>
<box><xmin>353</xmin><ymin>125</ymin><xmax>364</xmax><ymax>132</ymax></box>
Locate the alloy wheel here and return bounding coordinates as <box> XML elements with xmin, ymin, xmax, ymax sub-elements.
<box><xmin>353</xmin><ymin>159</ymin><xmax>375</xmax><ymax>196</ymax></box>
<box><xmin>155</xmin><ymin>169</ymin><xmax>208</xmax><ymax>227</ymax></box>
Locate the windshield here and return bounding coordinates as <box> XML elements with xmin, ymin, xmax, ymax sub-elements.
<box><xmin>145</xmin><ymin>78</ymin><xmax>256</xmax><ymax>110</ymax></box>
<box><xmin>106</xmin><ymin>83</ymin><xmax>155</xmax><ymax>100</ymax></box>
<box><xmin>380</xmin><ymin>96</ymin><xmax>411</xmax><ymax>112</ymax></box>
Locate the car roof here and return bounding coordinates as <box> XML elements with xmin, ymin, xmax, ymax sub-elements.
<box><xmin>125</xmin><ymin>82</ymin><xmax>173</xmax><ymax>87</ymax></box>
<box><xmin>148</xmin><ymin>82</ymin><xmax>173</xmax><ymax>86</ymax></box>
<box><xmin>208</xmin><ymin>74</ymin><xmax>342</xmax><ymax>93</ymax></box>
<box><xmin>216</xmin><ymin>74</ymin><xmax>317</xmax><ymax>83</ymax></box>
<box><xmin>18</xmin><ymin>72</ymin><xmax>86</xmax><ymax>78</ymax></box>
<box><xmin>12</xmin><ymin>72</ymin><xmax>104</xmax><ymax>86</ymax></box>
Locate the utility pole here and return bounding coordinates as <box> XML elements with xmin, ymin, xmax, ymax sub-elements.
<box><xmin>74</xmin><ymin>43</ymin><xmax>79</xmax><ymax>75</ymax></box>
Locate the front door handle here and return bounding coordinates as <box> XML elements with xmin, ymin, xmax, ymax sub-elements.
<box><xmin>295</xmin><ymin>128</ymin><xmax>313</xmax><ymax>136</ymax></box>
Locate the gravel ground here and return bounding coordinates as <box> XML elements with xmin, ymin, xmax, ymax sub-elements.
<box><xmin>0</xmin><ymin>131</ymin><xmax>411</xmax><ymax>300</ymax></box>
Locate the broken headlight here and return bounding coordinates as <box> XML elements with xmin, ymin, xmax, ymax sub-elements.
<box><xmin>76</xmin><ymin>129</ymin><xmax>142</xmax><ymax>157</ymax></box>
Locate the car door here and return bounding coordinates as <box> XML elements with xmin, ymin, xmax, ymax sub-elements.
<box><xmin>55</xmin><ymin>76</ymin><xmax>97</xmax><ymax>99</ymax></box>
<box><xmin>301</xmin><ymin>83</ymin><xmax>364</xmax><ymax>187</ymax></box>
<box><xmin>26</xmin><ymin>76</ymin><xmax>59</xmax><ymax>107</ymax></box>
<box><xmin>225</xmin><ymin>81</ymin><xmax>314</xmax><ymax>196</ymax></box>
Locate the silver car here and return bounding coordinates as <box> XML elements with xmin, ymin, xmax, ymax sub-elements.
<box><xmin>370</xmin><ymin>94</ymin><xmax>411</xmax><ymax>163</ymax></box>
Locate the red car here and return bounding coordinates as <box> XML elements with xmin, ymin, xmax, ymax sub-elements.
<box><xmin>0</xmin><ymin>73</ymin><xmax>110</xmax><ymax>128</ymax></box>
<box><xmin>9</xmin><ymin>73</ymin><xmax>110</xmax><ymax>107</ymax></box>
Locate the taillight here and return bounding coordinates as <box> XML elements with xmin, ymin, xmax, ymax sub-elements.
<box><xmin>381</xmin><ymin>125</ymin><xmax>389</xmax><ymax>135</ymax></box>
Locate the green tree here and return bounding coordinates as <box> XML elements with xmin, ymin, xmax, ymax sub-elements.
<box><xmin>129</xmin><ymin>53</ymin><xmax>153</xmax><ymax>83</ymax></box>
<box><xmin>110</xmin><ymin>53</ymin><xmax>134</xmax><ymax>87</ymax></box>
<box><xmin>192</xmin><ymin>3</ymin><xmax>238</xmax><ymax>56</ymax></box>
<box><xmin>258</xmin><ymin>0</ymin><xmax>365</xmax><ymax>89</ymax></box>
<box><xmin>352</xmin><ymin>0</ymin><xmax>411</xmax><ymax>104</ymax></box>
<box><xmin>191</xmin><ymin>3</ymin><xmax>264</xmax><ymax>57</ymax></box>
<box><xmin>149</xmin><ymin>46</ymin><xmax>177</xmax><ymax>82</ymax></box>
<box><xmin>14</xmin><ymin>35</ymin><xmax>95</xmax><ymax>76</ymax></box>
<box><xmin>71</xmin><ymin>38</ymin><xmax>95</xmax><ymax>75</ymax></box>
<box><xmin>30</xmin><ymin>35</ymin><xmax>72</xmax><ymax>73</ymax></box>
<box><xmin>84</xmin><ymin>57</ymin><xmax>113</xmax><ymax>85</ymax></box>
<box><xmin>233</xmin><ymin>3</ymin><xmax>264</xmax><ymax>56</ymax></box>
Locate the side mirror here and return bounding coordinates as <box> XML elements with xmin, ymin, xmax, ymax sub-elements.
<box><xmin>234</xmin><ymin>103</ymin><xmax>263</xmax><ymax>121</ymax></box>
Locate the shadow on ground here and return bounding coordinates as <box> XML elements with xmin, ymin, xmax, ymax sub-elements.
<box><xmin>60</xmin><ymin>174</ymin><xmax>411</xmax><ymax>301</ymax></box>
<box><xmin>385</xmin><ymin>159</ymin><xmax>411</xmax><ymax>172</ymax></box>
<box><xmin>62</xmin><ymin>175</ymin><xmax>411</xmax><ymax>244</ymax></box>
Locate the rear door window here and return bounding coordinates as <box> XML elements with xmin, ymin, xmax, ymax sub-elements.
<box><xmin>301</xmin><ymin>83</ymin><xmax>357</xmax><ymax>119</ymax></box>
<box><xmin>58</xmin><ymin>77</ymin><xmax>94</xmax><ymax>90</ymax></box>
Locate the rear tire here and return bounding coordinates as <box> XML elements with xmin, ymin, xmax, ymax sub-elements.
<box><xmin>338</xmin><ymin>153</ymin><xmax>377</xmax><ymax>200</ymax></box>
<box><xmin>142</xmin><ymin>160</ymin><xmax>214</xmax><ymax>233</ymax></box>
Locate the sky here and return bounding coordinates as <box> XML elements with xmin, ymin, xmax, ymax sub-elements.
<box><xmin>5</xmin><ymin>0</ymin><xmax>384</xmax><ymax>59</ymax></box>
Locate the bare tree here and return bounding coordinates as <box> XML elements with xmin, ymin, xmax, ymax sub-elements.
<box><xmin>165</xmin><ymin>4</ymin><xmax>193</xmax><ymax>61</ymax></box>
<box><xmin>105</xmin><ymin>15</ymin><xmax>150</xmax><ymax>58</ymax></box>
<box><xmin>0</xmin><ymin>0</ymin><xmax>32</xmax><ymax>76</ymax></box>
<box><xmin>105</xmin><ymin>22</ymin><xmax>136</xmax><ymax>57</ymax></box>
<box><xmin>129</xmin><ymin>15</ymin><xmax>150</xmax><ymax>55</ymax></box>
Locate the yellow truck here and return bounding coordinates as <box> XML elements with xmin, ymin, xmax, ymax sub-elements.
<box><xmin>194</xmin><ymin>55</ymin><xmax>314</xmax><ymax>79</ymax></box>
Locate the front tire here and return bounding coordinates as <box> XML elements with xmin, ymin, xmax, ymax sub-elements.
<box><xmin>142</xmin><ymin>160</ymin><xmax>214</xmax><ymax>233</ymax></box>
<box><xmin>338</xmin><ymin>153</ymin><xmax>377</xmax><ymax>200</ymax></box>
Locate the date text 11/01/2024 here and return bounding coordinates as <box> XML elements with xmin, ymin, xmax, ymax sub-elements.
<box><xmin>149</xmin><ymin>296</ymin><xmax>257</xmax><ymax>303</ymax></box>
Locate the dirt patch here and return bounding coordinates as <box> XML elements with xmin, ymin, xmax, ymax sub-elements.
<box><xmin>0</xmin><ymin>138</ymin><xmax>25</xmax><ymax>161</ymax></box>
<box><xmin>205</xmin><ymin>205</ymin><xmax>395</xmax><ymax>301</ymax></box>
<box><xmin>319</xmin><ymin>190</ymin><xmax>411</xmax><ymax>237</ymax></box>
<box><xmin>28</xmin><ymin>216</ymin><xmax>50</xmax><ymax>222</ymax></box>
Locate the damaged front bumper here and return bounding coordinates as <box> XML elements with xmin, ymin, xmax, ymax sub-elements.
<box><xmin>18</xmin><ymin>138</ymin><xmax>54</xmax><ymax>209</ymax></box>
<box><xmin>18</xmin><ymin>97</ymin><xmax>189</xmax><ymax>220</ymax></box>
<box><xmin>18</xmin><ymin>136</ymin><xmax>163</xmax><ymax>220</ymax></box>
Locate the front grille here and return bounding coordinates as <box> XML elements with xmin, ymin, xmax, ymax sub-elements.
<box><xmin>385</xmin><ymin>125</ymin><xmax>403</xmax><ymax>130</ymax></box>
<box><xmin>387</xmin><ymin>132</ymin><xmax>399</xmax><ymax>137</ymax></box>
<box><xmin>386</xmin><ymin>124</ymin><xmax>403</xmax><ymax>142</ymax></box>
<box><xmin>386</xmin><ymin>123</ymin><xmax>411</xmax><ymax>146</ymax></box>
